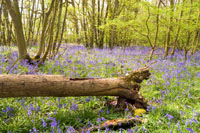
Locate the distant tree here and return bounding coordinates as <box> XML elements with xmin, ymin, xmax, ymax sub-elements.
<box><xmin>163</xmin><ymin>0</ymin><xmax>174</xmax><ymax>58</ymax></box>
<box><xmin>149</xmin><ymin>0</ymin><xmax>162</xmax><ymax>60</ymax></box>
<box><xmin>170</xmin><ymin>0</ymin><xmax>185</xmax><ymax>55</ymax></box>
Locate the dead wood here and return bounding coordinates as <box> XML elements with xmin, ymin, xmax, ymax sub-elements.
<box><xmin>84</xmin><ymin>117</ymin><xmax>147</xmax><ymax>132</ymax></box>
<box><xmin>0</xmin><ymin>67</ymin><xmax>150</xmax><ymax>109</ymax></box>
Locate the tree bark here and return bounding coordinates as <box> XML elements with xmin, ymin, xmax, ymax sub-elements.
<box><xmin>170</xmin><ymin>0</ymin><xmax>185</xmax><ymax>56</ymax></box>
<box><xmin>163</xmin><ymin>0</ymin><xmax>174</xmax><ymax>58</ymax></box>
<box><xmin>51</xmin><ymin>0</ymin><xmax>63</xmax><ymax>58</ymax></box>
<box><xmin>149</xmin><ymin>0</ymin><xmax>161</xmax><ymax>60</ymax></box>
<box><xmin>82</xmin><ymin>0</ymin><xmax>89</xmax><ymax>48</ymax></box>
<box><xmin>34</xmin><ymin>0</ymin><xmax>56</xmax><ymax>59</ymax></box>
<box><xmin>0</xmin><ymin>67</ymin><xmax>150</xmax><ymax>109</ymax></box>
<box><xmin>55</xmin><ymin>0</ymin><xmax>68</xmax><ymax>55</ymax></box>
<box><xmin>41</xmin><ymin>0</ymin><xmax>58</xmax><ymax>63</ymax></box>
<box><xmin>4</xmin><ymin>0</ymin><xmax>30</xmax><ymax>60</ymax></box>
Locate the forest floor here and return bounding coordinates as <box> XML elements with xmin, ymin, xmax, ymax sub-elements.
<box><xmin>0</xmin><ymin>45</ymin><xmax>200</xmax><ymax>132</ymax></box>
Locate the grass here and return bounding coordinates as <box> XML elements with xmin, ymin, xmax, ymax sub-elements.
<box><xmin>0</xmin><ymin>45</ymin><xmax>199</xmax><ymax>133</ymax></box>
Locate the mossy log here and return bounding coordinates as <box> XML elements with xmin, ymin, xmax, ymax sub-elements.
<box><xmin>0</xmin><ymin>67</ymin><xmax>150</xmax><ymax>109</ymax></box>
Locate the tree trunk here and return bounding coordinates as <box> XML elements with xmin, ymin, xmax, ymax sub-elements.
<box><xmin>71</xmin><ymin>0</ymin><xmax>79</xmax><ymax>43</ymax></box>
<box><xmin>41</xmin><ymin>0</ymin><xmax>58</xmax><ymax>63</ymax></box>
<box><xmin>0</xmin><ymin>67</ymin><xmax>150</xmax><ymax>109</ymax></box>
<box><xmin>183</xmin><ymin>0</ymin><xmax>193</xmax><ymax>60</ymax></box>
<box><xmin>191</xmin><ymin>32</ymin><xmax>200</xmax><ymax>55</ymax></box>
<box><xmin>150</xmin><ymin>0</ymin><xmax>161</xmax><ymax>60</ymax></box>
<box><xmin>4</xmin><ymin>0</ymin><xmax>30</xmax><ymax>60</ymax></box>
<box><xmin>34</xmin><ymin>0</ymin><xmax>55</xmax><ymax>59</ymax></box>
<box><xmin>56</xmin><ymin>0</ymin><xmax>68</xmax><ymax>55</ymax></box>
<box><xmin>170</xmin><ymin>0</ymin><xmax>185</xmax><ymax>56</ymax></box>
<box><xmin>163</xmin><ymin>0</ymin><xmax>174</xmax><ymax>58</ymax></box>
<box><xmin>27</xmin><ymin>0</ymin><xmax>35</xmax><ymax>47</ymax></box>
<box><xmin>51</xmin><ymin>0</ymin><xmax>63</xmax><ymax>58</ymax></box>
<box><xmin>82</xmin><ymin>0</ymin><xmax>89</xmax><ymax>48</ymax></box>
<box><xmin>191</xmin><ymin>0</ymin><xmax>200</xmax><ymax>55</ymax></box>
<box><xmin>0</xmin><ymin>2</ymin><xmax>3</xmax><ymax>45</ymax></box>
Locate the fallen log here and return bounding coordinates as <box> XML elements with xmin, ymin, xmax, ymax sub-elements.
<box><xmin>85</xmin><ymin>117</ymin><xmax>147</xmax><ymax>131</ymax></box>
<box><xmin>0</xmin><ymin>67</ymin><xmax>150</xmax><ymax>109</ymax></box>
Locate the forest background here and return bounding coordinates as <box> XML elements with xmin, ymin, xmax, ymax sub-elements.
<box><xmin>0</xmin><ymin>0</ymin><xmax>199</xmax><ymax>61</ymax></box>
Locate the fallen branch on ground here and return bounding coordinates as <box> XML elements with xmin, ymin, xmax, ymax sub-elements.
<box><xmin>0</xmin><ymin>67</ymin><xmax>150</xmax><ymax>110</ymax></box>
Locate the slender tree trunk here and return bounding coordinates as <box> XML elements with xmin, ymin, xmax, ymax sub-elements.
<box><xmin>112</xmin><ymin>0</ymin><xmax>119</xmax><ymax>47</ymax></box>
<box><xmin>0</xmin><ymin>3</ymin><xmax>2</xmax><ymax>45</ymax></box>
<box><xmin>32</xmin><ymin>0</ymin><xmax>40</xmax><ymax>45</ymax></box>
<box><xmin>98</xmin><ymin>0</ymin><xmax>105</xmax><ymax>48</ymax></box>
<box><xmin>96</xmin><ymin>0</ymin><xmax>100</xmax><ymax>47</ymax></box>
<box><xmin>2</xmin><ymin>0</ymin><xmax>11</xmax><ymax>45</ymax></box>
<box><xmin>82</xmin><ymin>0</ymin><xmax>89</xmax><ymax>47</ymax></box>
<box><xmin>34</xmin><ymin>0</ymin><xmax>56</xmax><ymax>59</ymax></box>
<box><xmin>56</xmin><ymin>0</ymin><xmax>69</xmax><ymax>55</ymax></box>
<box><xmin>191</xmin><ymin>32</ymin><xmax>200</xmax><ymax>55</ymax></box>
<box><xmin>4</xmin><ymin>0</ymin><xmax>30</xmax><ymax>60</ymax></box>
<box><xmin>184</xmin><ymin>0</ymin><xmax>193</xmax><ymax>60</ymax></box>
<box><xmin>33</xmin><ymin>16</ymin><xmax>42</xmax><ymax>46</ymax></box>
<box><xmin>27</xmin><ymin>1</ymin><xmax>35</xmax><ymax>47</ymax></box>
<box><xmin>89</xmin><ymin>0</ymin><xmax>96</xmax><ymax>48</ymax></box>
<box><xmin>191</xmin><ymin>0</ymin><xmax>200</xmax><ymax>55</ymax></box>
<box><xmin>71</xmin><ymin>0</ymin><xmax>79</xmax><ymax>43</ymax></box>
<box><xmin>41</xmin><ymin>0</ymin><xmax>58</xmax><ymax>63</ymax></box>
<box><xmin>149</xmin><ymin>0</ymin><xmax>161</xmax><ymax>60</ymax></box>
<box><xmin>163</xmin><ymin>0</ymin><xmax>174</xmax><ymax>58</ymax></box>
<box><xmin>171</xmin><ymin>0</ymin><xmax>185</xmax><ymax>56</ymax></box>
<box><xmin>51</xmin><ymin>0</ymin><xmax>63</xmax><ymax>58</ymax></box>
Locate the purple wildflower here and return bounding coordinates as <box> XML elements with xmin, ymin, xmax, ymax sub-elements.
<box><xmin>58</xmin><ymin>104</ymin><xmax>62</xmax><ymax>109</ymax></box>
<box><xmin>71</xmin><ymin>101</ymin><xmax>78</xmax><ymax>111</ymax></box>
<box><xmin>97</xmin><ymin>118</ymin><xmax>101</xmax><ymax>123</ymax></box>
<box><xmin>166</xmin><ymin>113</ymin><xmax>174</xmax><ymax>120</ymax></box>
<box><xmin>106</xmin><ymin>109</ymin><xmax>110</xmax><ymax>114</ymax></box>
<box><xmin>128</xmin><ymin>129</ymin><xmax>133</xmax><ymax>133</ymax></box>
<box><xmin>85</xmin><ymin>98</ymin><xmax>90</xmax><ymax>102</ymax></box>
<box><xmin>186</xmin><ymin>128</ymin><xmax>194</xmax><ymax>133</ymax></box>
<box><xmin>42</xmin><ymin>119</ymin><xmax>47</xmax><ymax>127</ymax></box>
<box><xmin>27</xmin><ymin>109</ymin><xmax>32</xmax><ymax>117</ymax></box>
<box><xmin>49</xmin><ymin>117</ymin><xmax>57</xmax><ymax>128</ymax></box>
<box><xmin>101</xmin><ymin>117</ymin><xmax>106</xmax><ymax>121</ymax></box>
<box><xmin>50</xmin><ymin>121</ymin><xmax>57</xmax><ymax>127</ymax></box>
<box><xmin>33</xmin><ymin>127</ymin><xmax>39</xmax><ymax>132</ymax></box>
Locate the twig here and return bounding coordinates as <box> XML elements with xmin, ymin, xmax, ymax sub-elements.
<box><xmin>145</xmin><ymin>60</ymin><xmax>157</xmax><ymax>67</ymax></box>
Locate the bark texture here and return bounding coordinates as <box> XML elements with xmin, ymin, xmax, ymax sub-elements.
<box><xmin>0</xmin><ymin>67</ymin><xmax>150</xmax><ymax>109</ymax></box>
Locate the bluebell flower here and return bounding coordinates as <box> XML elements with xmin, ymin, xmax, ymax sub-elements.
<box><xmin>166</xmin><ymin>113</ymin><xmax>174</xmax><ymax>120</ymax></box>
<box><xmin>58</xmin><ymin>104</ymin><xmax>62</xmax><ymax>109</ymax></box>
<box><xmin>128</xmin><ymin>129</ymin><xmax>133</xmax><ymax>133</ymax></box>
<box><xmin>50</xmin><ymin>121</ymin><xmax>57</xmax><ymax>127</ymax></box>
<box><xmin>101</xmin><ymin>117</ymin><xmax>106</xmax><ymax>121</ymax></box>
<box><xmin>71</xmin><ymin>102</ymin><xmax>78</xmax><ymax>111</ymax></box>
<box><xmin>106</xmin><ymin>109</ymin><xmax>110</xmax><ymax>114</ymax></box>
<box><xmin>57</xmin><ymin>126</ymin><xmax>62</xmax><ymax>133</ymax></box>
<box><xmin>88</xmin><ymin>121</ymin><xmax>92</xmax><ymax>127</ymax></box>
<box><xmin>97</xmin><ymin>118</ymin><xmax>101</xmax><ymax>123</ymax></box>
<box><xmin>67</xmin><ymin>126</ymin><xmax>75</xmax><ymax>132</ymax></box>
<box><xmin>98</xmin><ymin>109</ymin><xmax>104</xmax><ymax>114</ymax></box>
<box><xmin>85</xmin><ymin>98</ymin><xmax>90</xmax><ymax>102</ymax></box>
<box><xmin>186</xmin><ymin>128</ymin><xmax>193</xmax><ymax>133</ymax></box>
<box><xmin>27</xmin><ymin>109</ymin><xmax>32</xmax><ymax>117</ymax></box>
<box><xmin>42</xmin><ymin>119</ymin><xmax>47</xmax><ymax>127</ymax></box>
